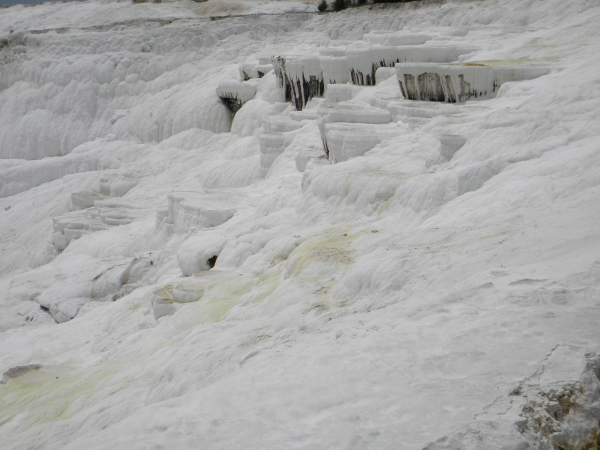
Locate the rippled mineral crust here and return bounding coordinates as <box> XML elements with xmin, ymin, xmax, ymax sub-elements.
<box><xmin>1</xmin><ymin>0</ymin><xmax>600</xmax><ymax>449</ymax></box>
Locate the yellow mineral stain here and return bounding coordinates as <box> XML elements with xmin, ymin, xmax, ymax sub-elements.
<box><xmin>0</xmin><ymin>362</ymin><xmax>136</xmax><ymax>433</ymax></box>
<box><xmin>286</xmin><ymin>228</ymin><xmax>356</xmax><ymax>279</ymax></box>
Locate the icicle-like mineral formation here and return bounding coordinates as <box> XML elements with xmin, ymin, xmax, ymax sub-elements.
<box><xmin>347</xmin><ymin>45</ymin><xmax>468</xmax><ymax>86</ymax></box>
<box><xmin>284</xmin><ymin>56</ymin><xmax>325</xmax><ymax>111</ymax></box>
<box><xmin>216</xmin><ymin>81</ymin><xmax>257</xmax><ymax>114</ymax></box>
<box><xmin>271</xmin><ymin>55</ymin><xmax>301</xmax><ymax>103</ymax></box>
<box><xmin>396</xmin><ymin>63</ymin><xmax>550</xmax><ymax>102</ymax></box>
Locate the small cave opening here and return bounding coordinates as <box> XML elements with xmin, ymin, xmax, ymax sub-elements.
<box><xmin>207</xmin><ymin>255</ymin><xmax>218</xmax><ymax>269</ymax></box>
<box><xmin>39</xmin><ymin>305</ymin><xmax>49</xmax><ymax>312</ymax></box>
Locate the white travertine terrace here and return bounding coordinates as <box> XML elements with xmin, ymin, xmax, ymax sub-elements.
<box><xmin>2</xmin><ymin>0</ymin><xmax>599</xmax><ymax>447</ymax></box>
<box><xmin>156</xmin><ymin>191</ymin><xmax>236</xmax><ymax>236</ymax></box>
<box><xmin>52</xmin><ymin>200</ymin><xmax>145</xmax><ymax>252</ymax></box>
<box><xmin>396</xmin><ymin>63</ymin><xmax>551</xmax><ymax>102</ymax></box>
<box><xmin>317</xmin><ymin>105</ymin><xmax>392</xmax><ymax>159</ymax></box>
<box><xmin>325</xmin><ymin>122</ymin><xmax>400</xmax><ymax>164</ymax></box>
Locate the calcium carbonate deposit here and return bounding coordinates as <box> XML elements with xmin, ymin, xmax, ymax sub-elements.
<box><xmin>1</xmin><ymin>0</ymin><xmax>599</xmax><ymax>448</ymax></box>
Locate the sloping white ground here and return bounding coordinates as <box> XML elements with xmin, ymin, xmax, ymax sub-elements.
<box><xmin>1</xmin><ymin>0</ymin><xmax>600</xmax><ymax>448</ymax></box>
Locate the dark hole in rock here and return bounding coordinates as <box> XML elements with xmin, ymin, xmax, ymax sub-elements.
<box><xmin>219</xmin><ymin>97</ymin><xmax>243</xmax><ymax>114</ymax></box>
<box><xmin>40</xmin><ymin>305</ymin><xmax>49</xmax><ymax>312</ymax></box>
<box><xmin>207</xmin><ymin>255</ymin><xmax>218</xmax><ymax>269</ymax></box>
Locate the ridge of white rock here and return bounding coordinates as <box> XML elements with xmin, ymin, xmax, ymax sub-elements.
<box><xmin>317</xmin><ymin>104</ymin><xmax>392</xmax><ymax>158</ymax></box>
<box><xmin>363</xmin><ymin>31</ymin><xmax>432</xmax><ymax>46</ymax></box>
<box><xmin>347</xmin><ymin>45</ymin><xmax>470</xmax><ymax>86</ymax></box>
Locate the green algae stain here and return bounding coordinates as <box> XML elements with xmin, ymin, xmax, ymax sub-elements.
<box><xmin>0</xmin><ymin>365</ymin><xmax>103</xmax><ymax>431</ymax></box>
<box><xmin>248</xmin><ymin>263</ymin><xmax>286</xmax><ymax>305</ymax></box>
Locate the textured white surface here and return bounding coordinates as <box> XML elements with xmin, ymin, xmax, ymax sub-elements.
<box><xmin>1</xmin><ymin>0</ymin><xmax>600</xmax><ymax>449</ymax></box>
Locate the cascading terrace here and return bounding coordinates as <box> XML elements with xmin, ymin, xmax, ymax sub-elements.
<box><xmin>214</xmin><ymin>30</ymin><xmax>551</xmax><ymax>172</ymax></box>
